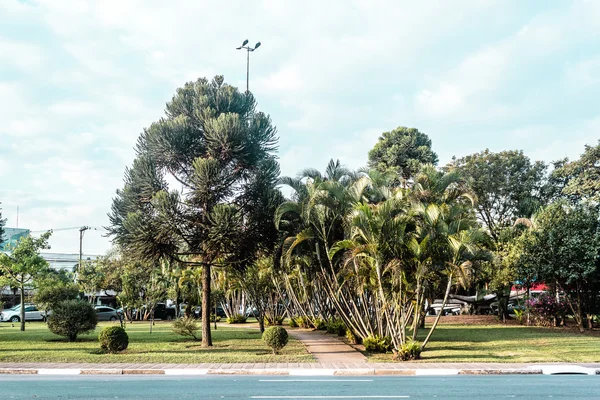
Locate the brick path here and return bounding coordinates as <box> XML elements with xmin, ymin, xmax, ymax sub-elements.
<box><xmin>288</xmin><ymin>329</ymin><xmax>367</xmax><ymax>363</ymax></box>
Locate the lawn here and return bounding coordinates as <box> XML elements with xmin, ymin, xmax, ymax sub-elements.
<box><xmin>0</xmin><ymin>321</ymin><xmax>313</xmax><ymax>363</ymax></box>
<box><xmin>366</xmin><ymin>322</ymin><xmax>600</xmax><ymax>363</ymax></box>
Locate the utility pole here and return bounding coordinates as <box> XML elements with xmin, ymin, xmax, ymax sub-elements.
<box><xmin>79</xmin><ymin>226</ymin><xmax>91</xmax><ymax>273</ymax></box>
<box><xmin>236</xmin><ymin>39</ymin><xmax>261</xmax><ymax>93</ymax></box>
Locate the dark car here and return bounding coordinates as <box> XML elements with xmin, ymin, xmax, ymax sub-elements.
<box><xmin>152</xmin><ymin>303</ymin><xmax>177</xmax><ymax>320</ymax></box>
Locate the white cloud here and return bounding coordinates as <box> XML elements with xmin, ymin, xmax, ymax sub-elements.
<box><xmin>0</xmin><ymin>37</ymin><xmax>45</xmax><ymax>70</ymax></box>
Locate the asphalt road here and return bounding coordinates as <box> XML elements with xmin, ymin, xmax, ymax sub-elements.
<box><xmin>0</xmin><ymin>375</ymin><xmax>598</xmax><ymax>399</ymax></box>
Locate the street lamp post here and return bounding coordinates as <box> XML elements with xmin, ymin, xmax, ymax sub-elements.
<box><xmin>236</xmin><ymin>39</ymin><xmax>261</xmax><ymax>93</ymax></box>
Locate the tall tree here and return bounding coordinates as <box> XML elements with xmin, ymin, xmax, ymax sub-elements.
<box><xmin>108</xmin><ymin>75</ymin><xmax>279</xmax><ymax>346</ymax></box>
<box><xmin>446</xmin><ymin>149</ymin><xmax>547</xmax><ymax>243</ymax></box>
<box><xmin>0</xmin><ymin>231</ymin><xmax>52</xmax><ymax>331</ymax></box>
<box><xmin>516</xmin><ymin>202</ymin><xmax>600</xmax><ymax>331</ymax></box>
<box><xmin>549</xmin><ymin>141</ymin><xmax>600</xmax><ymax>204</ymax></box>
<box><xmin>368</xmin><ymin>127</ymin><xmax>438</xmax><ymax>181</ymax></box>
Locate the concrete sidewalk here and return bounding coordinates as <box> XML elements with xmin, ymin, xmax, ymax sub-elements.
<box><xmin>288</xmin><ymin>329</ymin><xmax>366</xmax><ymax>363</ymax></box>
<box><xmin>0</xmin><ymin>362</ymin><xmax>598</xmax><ymax>376</ymax></box>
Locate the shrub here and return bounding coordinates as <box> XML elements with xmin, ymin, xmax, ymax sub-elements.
<box><xmin>393</xmin><ymin>340</ymin><xmax>421</xmax><ymax>361</ymax></box>
<box><xmin>262</xmin><ymin>326</ymin><xmax>289</xmax><ymax>354</ymax></box>
<box><xmin>314</xmin><ymin>318</ymin><xmax>327</xmax><ymax>330</ymax></box>
<box><xmin>295</xmin><ymin>316</ymin><xmax>309</xmax><ymax>328</ymax></box>
<box><xmin>526</xmin><ymin>294</ymin><xmax>569</xmax><ymax>327</ymax></box>
<box><xmin>326</xmin><ymin>319</ymin><xmax>346</xmax><ymax>336</ymax></box>
<box><xmin>363</xmin><ymin>335</ymin><xmax>392</xmax><ymax>353</ymax></box>
<box><xmin>47</xmin><ymin>300</ymin><xmax>98</xmax><ymax>341</ymax></box>
<box><xmin>227</xmin><ymin>313</ymin><xmax>247</xmax><ymax>324</ymax></box>
<box><xmin>346</xmin><ymin>328</ymin><xmax>360</xmax><ymax>344</ymax></box>
<box><xmin>172</xmin><ymin>316</ymin><xmax>201</xmax><ymax>340</ymax></box>
<box><xmin>266</xmin><ymin>315</ymin><xmax>284</xmax><ymax>326</ymax></box>
<box><xmin>288</xmin><ymin>317</ymin><xmax>298</xmax><ymax>328</ymax></box>
<box><xmin>99</xmin><ymin>326</ymin><xmax>129</xmax><ymax>353</ymax></box>
<box><xmin>210</xmin><ymin>314</ymin><xmax>221</xmax><ymax>323</ymax></box>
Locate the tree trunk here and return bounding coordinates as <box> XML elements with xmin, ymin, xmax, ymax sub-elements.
<box><xmin>202</xmin><ymin>265</ymin><xmax>212</xmax><ymax>347</ymax></box>
<box><xmin>421</xmin><ymin>274</ymin><xmax>453</xmax><ymax>351</ymax></box>
<box><xmin>19</xmin><ymin>284</ymin><xmax>25</xmax><ymax>331</ymax></box>
<box><xmin>258</xmin><ymin>314</ymin><xmax>265</xmax><ymax>333</ymax></box>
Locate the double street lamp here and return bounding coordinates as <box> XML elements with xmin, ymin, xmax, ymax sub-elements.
<box><xmin>236</xmin><ymin>39</ymin><xmax>261</xmax><ymax>93</ymax></box>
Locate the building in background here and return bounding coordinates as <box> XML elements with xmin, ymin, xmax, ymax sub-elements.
<box><xmin>0</xmin><ymin>228</ymin><xmax>30</xmax><ymax>251</ymax></box>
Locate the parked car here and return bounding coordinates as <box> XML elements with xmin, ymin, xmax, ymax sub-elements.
<box><xmin>0</xmin><ymin>304</ymin><xmax>45</xmax><ymax>322</ymax></box>
<box><xmin>152</xmin><ymin>303</ymin><xmax>177</xmax><ymax>320</ymax></box>
<box><xmin>95</xmin><ymin>305</ymin><xmax>120</xmax><ymax>321</ymax></box>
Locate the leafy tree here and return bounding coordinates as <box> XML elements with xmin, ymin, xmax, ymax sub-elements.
<box><xmin>0</xmin><ymin>231</ymin><xmax>52</xmax><ymax>331</ymax></box>
<box><xmin>34</xmin><ymin>270</ymin><xmax>80</xmax><ymax>314</ymax></box>
<box><xmin>446</xmin><ymin>149</ymin><xmax>547</xmax><ymax>242</ymax></box>
<box><xmin>0</xmin><ymin>202</ymin><xmax>6</xmax><ymax>247</ymax></box>
<box><xmin>107</xmin><ymin>75</ymin><xmax>280</xmax><ymax>346</ymax></box>
<box><xmin>516</xmin><ymin>202</ymin><xmax>600</xmax><ymax>331</ymax></box>
<box><xmin>549</xmin><ymin>141</ymin><xmax>600</xmax><ymax>203</ymax></box>
<box><xmin>76</xmin><ymin>259</ymin><xmax>106</xmax><ymax>304</ymax></box>
<box><xmin>368</xmin><ymin>126</ymin><xmax>438</xmax><ymax>181</ymax></box>
<box><xmin>238</xmin><ymin>256</ymin><xmax>278</xmax><ymax>333</ymax></box>
<box><xmin>47</xmin><ymin>300</ymin><xmax>98</xmax><ymax>341</ymax></box>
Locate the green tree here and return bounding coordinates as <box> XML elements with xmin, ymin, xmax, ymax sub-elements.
<box><xmin>446</xmin><ymin>149</ymin><xmax>547</xmax><ymax>242</ymax></box>
<box><xmin>517</xmin><ymin>202</ymin><xmax>600</xmax><ymax>331</ymax></box>
<box><xmin>0</xmin><ymin>202</ymin><xmax>6</xmax><ymax>247</ymax></box>
<box><xmin>34</xmin><ymin>269</ymin><xmax>80</xmax><ymax>314</ymax></box>
<box><xmin>0</xmin><ymin>231</ymin><xmax>52</xmax><ymax>331</ymax></box>
<box><xmin>549</xmin><ymin>141</ymin><xmax>600</xmax><ymax>203</ymax></box>
<box><xmin>368</xmin><ymin>126</ymin><xmax>438</xmax><ymax>181</ymax></box>
<box><xmin>108</xmin><ymin>75</ymin><xmax>279</xmax><ymax>346</ymax></box>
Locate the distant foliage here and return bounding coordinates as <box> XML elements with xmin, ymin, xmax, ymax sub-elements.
<box><xmin>47</xmin><ymin>300</ymin><xmax>98</xmax><ymax>341</ymax></box>
<box><xmin>262</xmin><ymin>326</ymin><xmax>289</xmax><ymax>354</ymax></box>
<box><xmin>34</xmin><ymin>283</ymin><xmax>79</xmax><ymax>312</ymax></box>
<box><xmin>99</xmin><ymin>326</ymin><xmax>129</xmax><ymax>353</ymax></box>
<box><xmin>172</xmin><ymin>316</ymin><xmax>201</xmax><ymax>340</ymax></box>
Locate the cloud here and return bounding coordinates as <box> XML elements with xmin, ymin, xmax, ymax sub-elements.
<box><xmin>0</xmin><ymin>37</ymin><xmax>45</xmax><ymax>70</ymax></box>
<box><xmin>2</xmin><ymin>0</ymin><xmax>599</xmax><ymax>256</ymax></box>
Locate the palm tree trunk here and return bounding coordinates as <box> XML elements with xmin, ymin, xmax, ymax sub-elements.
<box><xmin>202</xmin><ymin>265</ymin><xmax>213</xmax><ymax>346</ymax></box>
<box><xmin>421</xmin><ymin>274</ymin><xmax>452</xmax><ymax>351</ymax></box>
<box><xmin>19</xmin><ymin>283</ymin><xmax>25</xmax><ymax>332</ymax></box>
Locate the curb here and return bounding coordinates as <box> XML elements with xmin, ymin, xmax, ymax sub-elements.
<box><xmin>2</xmin><ymin>368</ymin><xmax>596</xmax><ymax>376</ymax></box>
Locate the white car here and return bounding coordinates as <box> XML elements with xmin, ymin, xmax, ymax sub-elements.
<box><xmin>0</xmin><ymin>304</ymin><xmax>45</xmax><ymax>323</ymax></box>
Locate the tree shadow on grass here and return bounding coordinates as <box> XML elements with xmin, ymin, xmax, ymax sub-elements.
<box><xmin>45</xmin><ymin>338</ymin><xmax>97</xmax><ymax>343</ymax></box>
<box><xmin>421</xmin><ymin>327</ymin><xmax>562</xmax><ymax>343</ymax></box>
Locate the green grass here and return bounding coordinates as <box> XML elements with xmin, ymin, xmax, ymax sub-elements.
<box><xmin>366</xmin><ymin>324</ymin><xmax>600</xmax><ymax>363</ymax></box>
<box><xmin>0</xmin><ymin>321</ymin><xmax>313</xmax><ymax>363</ymax></box>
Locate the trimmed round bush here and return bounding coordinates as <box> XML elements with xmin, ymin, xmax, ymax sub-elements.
<box><xmin>262</xmin><ymin>326</ymin><xmax>289</xmax><ymax>354</ymax></box>
<box><xmin>99</xmin><ymin>326</ymin><xmax>129</xmax><ymax>353</ymax></box>
<box><xmin>47</xmin><ymin>300</ymin><xmax>98</xmax><ymax>342</ymax></box>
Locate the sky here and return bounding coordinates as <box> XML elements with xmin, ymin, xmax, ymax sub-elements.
<box><xmin>1</xmin><ymin>0</ymin><xmax>599</xmax><ymax>255</ymax></box>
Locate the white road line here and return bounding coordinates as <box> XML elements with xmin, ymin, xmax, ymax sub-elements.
<box><xmin>250</xmin><ymin>396</ymin><xmax>409</xmax><ymax>399</ymax></box>
<box><xmin>259</xmin><ymin>380</ymin><xmax>373</xmax><ymax>382</ymax></box>
<box><xmin>38</xmin><ymin>369</ymin><xmax>82</xmax><ymax>375</ymax></box>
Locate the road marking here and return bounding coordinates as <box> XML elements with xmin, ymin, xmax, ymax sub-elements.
<box><xmin>259</xmin><ymin>380</ymin><xmax>373</xmax><ymax>382</ymax></box>
<box><xmin>38</xmin><ymin>368</ymin><xmax>82</xmax><ymax>375</ymax></box>
<box><xmin>250</xmin><ymin>396</ymin><xmax>409</xmax><ymax>399</ymax></box>
<box><xmin>414</xmin><ymin>369</ymin><xmax>458</xmax><ymax>376</ymax></box>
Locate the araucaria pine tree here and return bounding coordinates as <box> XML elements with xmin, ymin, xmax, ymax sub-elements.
<box><xmin>108</xmin><ymin>76</ymin><xmax>280</xmax><ymax>346</ymax></box>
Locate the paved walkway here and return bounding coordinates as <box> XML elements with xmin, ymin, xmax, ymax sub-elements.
<box><xmin>288</xmin><ymin>329</ymin><xmax>366</xmax><ymax>363</ymax></box>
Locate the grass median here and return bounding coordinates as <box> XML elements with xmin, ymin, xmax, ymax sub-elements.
<box><xmin>0</xmin><ymin>321</ymin><xmax>313</xmax><ymax>363</ymax></box>
<box><xmin>366</xmin><ymin>321</ymin><xmax>600</xmax><ymax>363</ymax></box>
